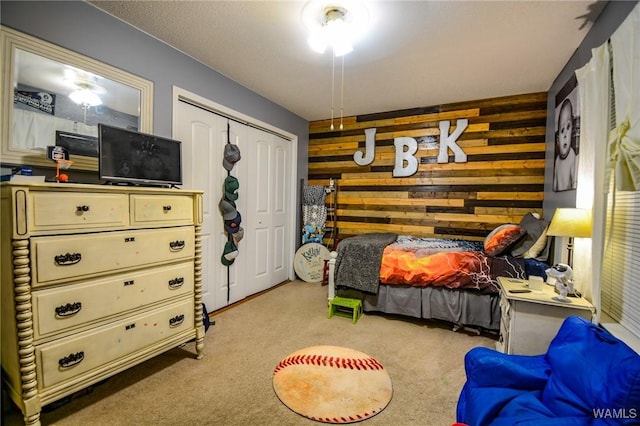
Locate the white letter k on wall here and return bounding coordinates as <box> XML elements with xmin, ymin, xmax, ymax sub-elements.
<box><xmin>438</xmin><ymin>119</ymin><xmax>468</xmax><ymax>163</ymax></box>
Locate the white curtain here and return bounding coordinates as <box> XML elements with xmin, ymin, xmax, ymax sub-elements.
<box><xmin>599</xmin><ymin>3</ymin><xmax>640</xmax><ymax>337</ymax></box>
<box><xmin>574</xmin><ymin>44</ymin><xmax>610</xmax><ymax>318</ymax></box>
<box><xmin>609</xmin><ymin>2</ymin><xmax>639</xmax><ymax>193</ymax></box>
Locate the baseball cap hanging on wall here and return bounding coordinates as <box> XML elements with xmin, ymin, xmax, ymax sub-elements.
<box><xmin>223</xmin><ymin>143</ymin><xmax>241</xmax><ymax>171</ymax></box>
<box><xmin>221</xmin><ymin>240</ymin><xmax>239</xmax><ymax>266</ymax></box>
<box><xmin>219</xmin><ymin>198</ymin><xmax>237</xmax><ymax>220</ymax></box>
<box><xmin>232</xmin><ymin>227</ymin><xmax>244</xmax><ymax>245</ymax></box>
<box><xmin>224</xmin><ymin>212</ymin><xmax>242</xmax><ymax>234</ymax></box>
<box><xmin>224</xmin><ymin>176</ymin><xmax>240</xmax><ymax>201</ymax></box>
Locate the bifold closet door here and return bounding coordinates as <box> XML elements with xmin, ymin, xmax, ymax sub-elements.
<box><xmin>244</xmin><ymin>127</ymin><xmax>291</xmax><ymax>295</ymax></box>
<box><xmin>174</xmin><ymin>101</ymin><xmax>247</xmax><ymax>311</ymax></box>
<box><xmin>174</xmin><ymin>99</ymin><xmax>292</xmax><ymax>311</ymax></box>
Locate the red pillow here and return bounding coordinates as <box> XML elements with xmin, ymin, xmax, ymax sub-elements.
<box><xmin>484</xmin><ymin>224</ymin><xmax>526</xmax><ymax>257</ymax></box>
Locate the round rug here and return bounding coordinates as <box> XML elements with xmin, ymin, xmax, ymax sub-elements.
<box><xmin>273</xmin><ymin>345</ymin><xmax>393</xmax><ymax>423</ymax></box>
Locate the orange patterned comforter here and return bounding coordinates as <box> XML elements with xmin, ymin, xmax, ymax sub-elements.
<box><xmin>379</xmin><ymin>237</ymin><xmax>524</xmax><ymax>293</ymax></box>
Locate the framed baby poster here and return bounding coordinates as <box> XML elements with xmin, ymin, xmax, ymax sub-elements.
<box><xmin>553</xmin><ymin>74</ymin><xmax>581</xmax><ymax>192</ymax></box>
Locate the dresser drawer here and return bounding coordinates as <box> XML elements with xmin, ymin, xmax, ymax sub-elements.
<box><xmin>36</xmin><ymin>299</ymin><xmax>194</xmax><ymax>389</ymax></box>
<box><xmin>30</xmin><ymin>192</ymin><xmax>128</xmax><ymax>231</ymax></box>
<box><xmin>130</xmin><ymin>194</ymin><xmax>194</xmax><ymax>226</ymax></box>
<box><xmin>32</xmin><ymin>226</ymin><xmax>195</xmax><ymax>286</ymax></box>
<box><xmin>32</xmin><ymin>262</ymin><xmax>195</xmax><ymax>339</ymax></box>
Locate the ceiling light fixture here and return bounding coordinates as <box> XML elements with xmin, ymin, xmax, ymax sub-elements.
<box><xmin>69</xmin><ymin>83</ymin><xmax>102</xmax><ymax>107</ymax></box>
<box><xmin>308</xmin><ymin>7</ymin><xmax>353</xmax><ymax>56</ymax></box>
<box><xmin>302</xmin><ymin>1</ymin><xmax>369</xmax><ymax>57</ymax></box>
<box><xmin>302</xmin><ymin>1</ymin><xmax>370</xmax><ymax>131</ymax></box>
<box><xmin>69</xmin><ymin>83</ymin><xmax>102</xmax><ymax>124</ymax></box>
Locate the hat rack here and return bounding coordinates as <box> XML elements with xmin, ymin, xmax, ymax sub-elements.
<box><xmin>226</xmin><ymin>121</ymin><xmax>231</xmax><ymax>303</ymax></box>
<box><xmin>219</xmin><ymin>121</ymin><xmax>243</xmax><ymax>304</ymax></box>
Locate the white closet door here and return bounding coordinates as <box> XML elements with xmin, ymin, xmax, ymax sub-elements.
<box><xmin>174</xmin><ymin>98</ymin><xmax>292</xmax><ymax>310</ymax></box>
<box><xmin>174</xmin><ymin>101</ymin><xmax>248</xmax><ymax>311</ymax></box>
<box><xmin>245</xmin><ymin>127</ymin><xmax>291</xmax><ymax>295</ymax></box>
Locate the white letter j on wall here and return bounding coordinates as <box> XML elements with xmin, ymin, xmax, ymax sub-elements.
<box><xmin>354</xmin><ymin>128</ymin><xmax>376</xmax><ymax>166</ymax></box>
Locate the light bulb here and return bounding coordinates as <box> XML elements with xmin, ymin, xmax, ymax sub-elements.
<box><xmin>69</xmin><ymin>88</ymin><xmax>102</xmax><ymax>107</ymax></box>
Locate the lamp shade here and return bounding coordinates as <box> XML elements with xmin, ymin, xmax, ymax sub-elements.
<box><xmin>547</xmin><ymin>208</ymin><xmax>592</xmax><ymax>238</ymax></box>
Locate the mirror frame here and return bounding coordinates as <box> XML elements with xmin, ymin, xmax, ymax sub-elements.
<box><xmin>1</xmin><ymin>26</ymin><xmax>154</xmax><ymax>171</ymax></box>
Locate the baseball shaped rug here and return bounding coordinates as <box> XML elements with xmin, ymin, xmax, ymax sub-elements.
<box><xmin>273</xmin><ymin>345</ymin><xmax>393</xmax><ymax>423</ymax></box>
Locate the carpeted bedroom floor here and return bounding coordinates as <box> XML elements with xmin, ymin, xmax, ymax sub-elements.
<box><xmin>2</xmin><ymin>280</ymin><xmax>497</xmax><ymax>426</ymax></box>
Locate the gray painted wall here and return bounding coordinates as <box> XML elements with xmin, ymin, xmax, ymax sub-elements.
<box><xmin>1</xmin><ymin>0</ymin><xmax>309</xmax><ymax>181</ymax></box>
<box><xmin>543</xmin><ymin>0</ymin><xmax>638</xmax><ymax>219</ymax></box>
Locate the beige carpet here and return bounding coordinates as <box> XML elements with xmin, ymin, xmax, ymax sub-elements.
<box><xmin>2</xmin><ymin>280</ymin><xmax>496</xmax><ymax>425</ymax></box>
<box><xmin>273</xmin><ymin>345</ymin><xmax>393</xmax><ymax>423</ymax></box>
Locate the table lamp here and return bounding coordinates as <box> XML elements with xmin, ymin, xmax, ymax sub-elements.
<box><xmin>546</xmin><ymin>208</ymin><xmax>593</xmax><ymax>269</ymax></box>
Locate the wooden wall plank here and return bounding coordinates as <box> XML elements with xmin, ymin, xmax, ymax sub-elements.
<box><xmin>308</xmin><ymin>92</ymin><xmax>548</xmax><ymax>241</ymax></box>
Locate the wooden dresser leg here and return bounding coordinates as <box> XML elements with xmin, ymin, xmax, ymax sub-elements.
<box><xmin>13</xmin><ymin>239</ymin><xmax>41</xmax><ymax>425</ymax></box>
<box><xmin>193</xmin><ymin>225</ymin><xmax>204</xmax><ymax>359</ymax></box>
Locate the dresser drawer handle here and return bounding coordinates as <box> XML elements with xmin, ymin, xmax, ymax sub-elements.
<box><xmin>59</xmin><ymin>351</ymin><xmax>84</xmax><ymax>369</ymax></box>
<box><xmin>76</xmin><ymin>205</ymin><xmax>90</xmax><ymax>212</ymax></box>
<box><xmin>54</xmin><ymin>252</ymin><xmax>82</xmax><ymax>266</ymax></box>
<box><xmin>55</xmin><ymin>302</ymin><xmax>82</xmax><ymax>318</ymax></box>
<box><xmin>169</xmin><ymin>240</ymin><xmax>185</xmax><ymax>251</ymax></box>
<box><xmin>124</xmin><ymin>280</ymin><xmax>135</xmax><ymax>286</ymax></box>
<box><xmin>169</xmin><ymin>314</ymin><xmax>185</xmax><ymax>327</ymax></box>
<box><xmin>163</xmin><ymin>205</ymin><xmax>172</xmax><ymax>212</ymax></box>
<box><xmin>168</xmin><ymin>277</ymin><xmax>184</xmax><ymax>289</ymax></box>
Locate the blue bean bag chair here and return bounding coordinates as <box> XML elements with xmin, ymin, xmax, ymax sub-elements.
<box><xmin>457</xmin><ymin>316</ymin><xmax>640</xmax><ymax>425</ymax></box>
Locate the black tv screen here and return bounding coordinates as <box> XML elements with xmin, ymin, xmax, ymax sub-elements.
<box><xmin>98</xmin><ymin>124</ymin><xmax>182</xmax><ymax>186</ymax></box>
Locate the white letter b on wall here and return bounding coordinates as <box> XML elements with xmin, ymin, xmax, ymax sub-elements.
<box><xmin>393</xmin><ymin>137</ymin><xmax>418</xmax><ymax>177</ymax></box>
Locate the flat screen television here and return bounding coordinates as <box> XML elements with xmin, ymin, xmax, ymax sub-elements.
<box><xmin>98</xmin><ymin>123</ymin><xmax>182</xmax><ymax>186</ymax></box>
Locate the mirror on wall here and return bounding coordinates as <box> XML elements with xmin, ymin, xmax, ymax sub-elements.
<box><xmin>1</xmin><ymin>26</ymin><xmax>153</xmax><ymax>171</ymax></box>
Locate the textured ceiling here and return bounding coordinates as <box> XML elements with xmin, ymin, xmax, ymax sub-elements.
<box><xmin>88</xmin><ymin>0</ymin><xmax>605</xmax><ymax>121</ymax></box>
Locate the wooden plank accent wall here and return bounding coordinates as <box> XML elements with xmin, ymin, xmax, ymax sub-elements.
<box><xmin>307</xmin><ymin>92</ymin><xmax>548</xmax><ymax>243</ymax></box>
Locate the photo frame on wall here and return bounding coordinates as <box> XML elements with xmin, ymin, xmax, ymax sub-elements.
<box><xmin>553</xmin><ymin>74</ymin><xmax>581</xmax><ymax>192</ymax></box>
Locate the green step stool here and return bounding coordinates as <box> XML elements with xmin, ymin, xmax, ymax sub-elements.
<box><xmin>328</xmin><ymin>296</ymin><xmax>363</xmax><ymax>324</ymax></box>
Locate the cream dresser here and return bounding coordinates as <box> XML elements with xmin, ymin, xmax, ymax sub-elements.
<box><xmin>1</xmin><ymin>182</ymin><xmax>204</xmax><ymax>425</ymax></box>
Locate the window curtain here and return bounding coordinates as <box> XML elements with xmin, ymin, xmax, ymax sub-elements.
<box><xmin>609</xmin><ymin>1</ymin><xmax>639</xmax><ymax>193</ymax></box>
<box><xmin>600</xmin><ymin>3</ymin><xmax>640</xmax><ymax>337</ymax></box>
<box><xmin>574</xmin><ymin>2</ymin><xmax>640</xmax><ymax>328</ymax></box>
<box><xmin>574</xmin><ymin>43</ymin><xmax>610</xmax><ymax>318</ymax></box>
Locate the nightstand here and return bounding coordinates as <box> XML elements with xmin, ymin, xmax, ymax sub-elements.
<box><xmin>496</xmin><ymin>276</ymin><xmax>595</xmax><ymax>355</ymax></box>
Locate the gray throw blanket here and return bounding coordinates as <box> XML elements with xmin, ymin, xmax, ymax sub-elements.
<box><xmin>334</xmin><ymin>233</ymin><xmax>398</xmax><ymax>294</ymax></box>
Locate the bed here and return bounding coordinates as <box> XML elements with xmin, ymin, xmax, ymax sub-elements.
<box><xmin>327</xmin><ymin>213</ymin><xmax>551</xmax><ymax>332</ymax></box>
